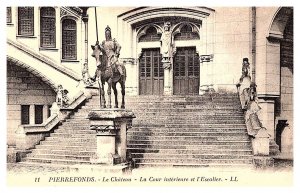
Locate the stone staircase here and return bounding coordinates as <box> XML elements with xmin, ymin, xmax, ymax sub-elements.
<box><xmin>124</xmin><ymin>94</ymin><xmax>253</xmax><ymax>167</ymax></box>
<box><xmin>21</xmin><ymin>100</ymin><xmax>99</xmax><ymax>165</ymax></box>
<box><xmin>21</xmin><ymin>93</ymin><xmax>253</xmax><ymax>168</ymax></box>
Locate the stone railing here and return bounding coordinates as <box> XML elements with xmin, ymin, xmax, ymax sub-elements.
<box><xmin>14</xmin><ymin>91</ymin><xmax>91</xmax><ymax>161</ymax></box>
<box><xmin>236</xmin><ymin>60</ymin><xmax>270</xmax><ymax>157</ymax></box>
<box><xmin>58</xmin><ymin>91</ymin><xmax>87</xmax><ymax>120</ymax></box>
<box><xmin>16</xmin><ymin>114</ymin><xmax>60</xmax><ymax>151</ymax></box>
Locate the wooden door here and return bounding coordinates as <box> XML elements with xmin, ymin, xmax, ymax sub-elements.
<box><xmin>139</xmin><ymin>48</ymin><xmax>164</xmax><ymax>95</ymax></box>
<box><xmin>173</xmin><ymin>47</ymin><xmax>200</xmax><ymax>95</ymax></box>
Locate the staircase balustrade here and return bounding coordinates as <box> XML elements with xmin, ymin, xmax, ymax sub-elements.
<box><xmin>236</xmin><ymin>65</ymin><xmax>270</xmax><ymax>156</ymax></box>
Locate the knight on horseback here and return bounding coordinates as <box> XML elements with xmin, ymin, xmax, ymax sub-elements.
<box><xmin>91</xmin><ymin>25</ymin><xmax>126</xmax><ymax>109</ymax></box>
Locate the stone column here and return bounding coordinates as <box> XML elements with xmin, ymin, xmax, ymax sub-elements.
<box><xmin>81</xmin><ymin>7</ymin><xmax>89</xmax><ymax>64</ymax></box>
<box><xmin>42</xmin><ymin>105</ymin><xmax>48</xmax><ymax>122</ymax></box>
<box><xmin>163</xmin><ymin>62</ymin><xmax>172</xmax><ymax>95</ymax></box>
<box><xmin>29</xmin><ymin>105</ymin><xmax>35</xmax><ymax>124</ymax></box>
<box><xmin>257</xmin><ymin>98</ymin><xmax>275</xmax><ymax>139</ymax></box>
<box><xmin>88</xmin><ymin>109</ymin><xmax>135</xmax><ymax>165</ymax></box>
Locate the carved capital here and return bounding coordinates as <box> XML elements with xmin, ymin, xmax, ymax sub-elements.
<box><xmin>90</xmin><ymin>125</ymin><xmax>116</xmax><ymax>135</ymax></box>
<box><xmin>200</xmin><ymin>54</ymin><xmax>214</xmax><ymax>63</ymax></box>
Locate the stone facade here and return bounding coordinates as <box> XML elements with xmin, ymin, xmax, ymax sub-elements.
<box><xmin>6</xmin><ymin>6</ymin><xmax>293</xmax><ymax>160</ymax></box>
<box><xmin>7</xmin><ymin>62</ymin><xmax>56</xmax><ymax>147</ymax></box>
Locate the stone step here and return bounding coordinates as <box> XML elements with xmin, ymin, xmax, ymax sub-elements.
<box><xmin>40</xmin><ymin>140</ymin><xmax>96</xmax><ymax>146</ymax></box>
<box><xmin>127</xmin><ymin>148</ymin><xmax>252</xmax><ymax>155</ymax></box>
<box><xmin>127</xmin><ymin>131</ymin><xmax>248</xmax><ymax>137</ymax></box>
<box><xmin>132</xmin><ymin>120</ymin><xmax>245</xmax><ymax>124</ymax></box>
<box><xmin>73</xmin><ymin>111</ymin><xmax>244</xmax><ymax>116</ymax></box>
<box><xmin>35</xmin><ymin>145</ymin><xmax>96</xmax><ymax>151</ymax></box>
<box><xmin>44</xmin><ymin>136</ymin><xmax>96</xmax><ymax>142</ymax></box>
<box><xmin>134</xmin><ymin>162</ymin><xmax>253</xmax><ymax>168</ymax></box>
<box><xmin>50</xmin><ymin>133</ymin><xmax>96</xmax><ymax>138</ymax></box>
<box><xmin>54</xmin><ymin>129</ymin><xmax>96</xmax><ymax>134</ymax></box>
<box><xmin>64</xmin><ymin>119</ymin><xmax>90</xmax><ymax>123</ymax></box>
<box><xmin>71</xmin><ymin>113</ymin><xmax>244</xmax><ymax>118</ymax></box>
<box><xmin>130</xmin><ymin>153</ymin><xmax>253</xmax><ymax>159</ymax></box>
<box><xmin>22</xmin><ymin>157</ymin><xmax>90</xmax><ymax>165</ymax></box>
<box><xmin>85</xmin><ymin>102</ymin><xmax>241</xmax><ymax>107</ymax></box>
<box><xmin>128</xmin><ymin>127</ymin><xmax>247</xmax><ymax>133</ymax></box>
<box><xmin>90</xmin><ymin>95</ymin><xmax>240</xmax><ymax>101</ymax></box>
<box><xmin>134</xmin><ymin>158</ymin><xmax>253</xmax><ymax>165</ymax></box>
<box><xmin>31</xmin><ymin>149</ymin><xmax>96</xmax><ymax>156</ymax></box>
<box><xmin>164</xmin><ymin>123</ymin><xmax>246</xmax><ymax>128</ymax></box>
<box><xmin>127</xmin><ymin>144</ymin><xmax>252</xmax><ymax>150</ymax></box>
<box><xmin>127</xmin><ymin>140</ymin><xmax>251</xmax><ymax>146</ymax></box>
<box><xmin>127</xmin><ymin>135</ymin><xmax>250</xmax><ymax>141</ymax></box>
<box><xmin>26</xmin><ymin>154</ymin><xmax>92</xmax><ymax>161</ymax></box>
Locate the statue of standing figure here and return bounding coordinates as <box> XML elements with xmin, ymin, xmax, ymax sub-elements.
<box><xmin>160</xmin><ymin>22</ymin><xmax>172</xmax><ymax>68</ymax></box>
<box><xmin>240</xmin><ymin>58</ymin><xmax>251</xmax><ymax>82</ymax></box>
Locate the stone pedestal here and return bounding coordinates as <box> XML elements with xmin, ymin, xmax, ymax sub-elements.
<box><xmin>84</xmin><ymin>86</ymin><xmax>99</xmax><ymax>99</ymax></box>
<box><xmin>252</xmin><ymin>128</ymin><xmax>270</xmax><ymax>156</ymax></box>
<box><xmin>88</xmin><ymin>109</ymin><xmax>135</xmax><ymax>165</ymax></box>
<box><xmin>281</xmin><ymin>125</ymin><xmax>293</xmax><ymax>157</ymax></box>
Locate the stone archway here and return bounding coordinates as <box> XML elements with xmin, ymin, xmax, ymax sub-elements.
<box><xmin>7</xmin><ymin>59</ymin><xmax>57</xmax><ymax>147</ymax></box>
<box><xmin>255</xmin><ymin>7</ymin><xmax>293</xmax><ymax>154</ymax></box>
<box><xmin>117</xmin><ymin>7</ymin><xmax>215</xmax><ymax>95</ymax></box>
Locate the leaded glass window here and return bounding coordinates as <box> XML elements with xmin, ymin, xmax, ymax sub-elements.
<box><xmin>18</xmin><ymin>7</ymin><xmax>34</xmax><ymax>36</ymax></box>
<box><xmin>40</xmin><ymin>7</ymin><xmax>56</xmax><ymax>48</ymax></box>
<box><xmin>62</xmin><ymin>19</ymin><xmax>77</xmax><ymax>60</ymax></box>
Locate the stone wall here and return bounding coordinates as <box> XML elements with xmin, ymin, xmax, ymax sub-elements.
<box><xmin>213</xmin><ymin>7</ymin><xmax>252</xmax><ymax>91</ymax></box>
<box><xmin>7</xmin><ymin>62</ymin><xmax>56</xmax><ymax>147</ymax></box>
<box><xmin>279</xmin><ymin>15</ymin><xmax>293</xmax><ymax>125</ymax></box>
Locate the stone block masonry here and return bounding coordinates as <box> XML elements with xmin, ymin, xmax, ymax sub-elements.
<box><xmin>7</xmin><ymin>63</ymin><xmax>56</xmax><ymax>147</ymax></box>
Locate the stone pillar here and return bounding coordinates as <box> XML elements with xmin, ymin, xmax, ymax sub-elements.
<box><xmin>257</xmin><ymin>98</ymin><xmax>275</xmax><ymax>139</ymax></box>
<box><xmin>29</xmin><ymin>105</ymin><xmax>35</xmax><ymax>124</ymax></box>
<box><xmin>81</xmin><ymin>7</ymin><xmax>89</xmax><ymax>64</ymax></box>
<box><xmin>42</xmin><ymin>105</ymin><xmax>48</xmax><ymax>122</ymax></box>
<box><xmin>88</xmin><ymin>109</ymin><xmax>135</xmax><ymax>165</ymax></box>
<box><xmin>163</xmin><ymin>63</ymin><xmax>172</xmax><ymax>95</ymax></box>
<box><xmin>281</xmin><ymin>123</ymin><xmax>293</xmax><ymax>157</ymax></box>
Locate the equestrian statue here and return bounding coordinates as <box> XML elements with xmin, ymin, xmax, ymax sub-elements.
<box><xmin>91</xmin><ymin>26</ymin><xmax>126</xmax><ymax>109</ymax></box>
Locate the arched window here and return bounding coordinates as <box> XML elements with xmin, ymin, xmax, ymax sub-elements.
<box><xmin>18</xmin><ymin>7</ymin><xmax>34</xmax><ymax>36</ymax></box>
<box><xmin>40</xmin><ymin>7</ymin><xmax>56</xmax><ymax>48</ymax></box>
<box><xmin>174</xmin><ymin>24</ymin><xmax>199</xmax><ymax>40</ymax></box>
<box><xmin>62</xmin><ymin>19</ymin><xmax>77</xmax><ymax>60</ymax></box>
<box><xmin>139</xmin><ymin>26</ymin><xmax>161</xmax><ymax>42</ymax></box>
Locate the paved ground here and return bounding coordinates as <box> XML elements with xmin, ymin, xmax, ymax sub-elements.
<box><xmin>7</xmin><ymin>158</ymin><xmax>293</xmax><ymax>175</ymax></box>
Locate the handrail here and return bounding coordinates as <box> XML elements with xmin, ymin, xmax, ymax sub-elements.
<box><xmin>236</xmin><ymin>58</ymin><xmax>270</xmax><ymax>156</ymax></box>
<box><xmin>7</xmin><ymin>39</ymin><xmax>81</xmax><ymax>81</ymax></box>
<box><xmin>236</xmin><ymin>76</ymin><xmax>268</xmax><ymax>137</ymax></box>
<box><xmin>60</xmin><ymin>91</ymin><xmax>86</xmax><ymax>110</ymax></box>
<box><xmin>21</xmin><ymin>114</ymin><xmax>60</xmax><ymax>134</ymax></box>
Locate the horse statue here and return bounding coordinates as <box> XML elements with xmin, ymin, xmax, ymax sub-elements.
<box><xmin>91</xmin><ymin>43</ymin><xmax>126</xmax><ymax>109</ymax></box>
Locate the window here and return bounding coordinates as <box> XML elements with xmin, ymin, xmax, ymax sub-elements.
<box><xmin>7</xmin><ymin>7</ymin><xmax>12</xmax><ymax>23</ymax></box>
<box><xmin>40</xmin><ymin>7</ymin><xmax>56</xmax><ymax>48</ymax></box>
<box><xmin>62</xmin><ymin>19</ymin><xmax>77</xmax><ymax>60</ymax></box>
<box><xmin>21</xmin><ymin>105</ymin><xmax>30</xmax><ymax>125</ymax></box>
<box><xmin>35</xmin><ymin>105</ymin><xmax>43</xmax><ymax>124</ymax></box>
<box><xmin>18</xmin><ymin>7</ymin><xmax>34</xmax><ymax>36</ymax></box>
<box><xmin>139</xmin><ymin>26</ymin><xmax>161</xmax><ymax>42</ymax></box>
<box><xmin>174</xmin><ymin>25</ymin><xmax>199</xmax><ymax>41</ymax></box>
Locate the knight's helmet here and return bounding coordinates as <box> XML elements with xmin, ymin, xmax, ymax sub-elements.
<box><xmin>105</xmin><ymin>25</ymin><xmax>112</xmax><ymax>40</ymax></box>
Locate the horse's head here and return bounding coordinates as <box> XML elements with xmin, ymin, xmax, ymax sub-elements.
<box><xmin>91</xmin><ymin>43</ymin><xmax>102</xmax><ymax>66</ymax></box>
